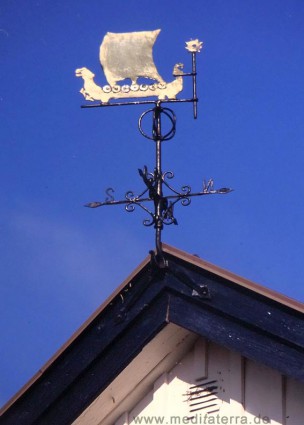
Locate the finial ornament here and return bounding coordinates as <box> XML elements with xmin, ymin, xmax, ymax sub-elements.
<box><xmin>76</xmin><ymin>30</ymin><xmax>232</xmax><ymax>264</ymax></box>
<box><xmin>185</xmin><ymin>39</ymin><xmax>203</xmax><ymax>53</ymax></box>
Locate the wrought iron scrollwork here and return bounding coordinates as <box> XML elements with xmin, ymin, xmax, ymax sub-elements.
<box><xmin>83</xmin><ymin>46</ymin><xmax>232</xmax><ymax>261</ymax></box>
<box><xmin>85</xmin><ymin>162</ymin><xmax>232</xmax><ymax>231</ymax></box>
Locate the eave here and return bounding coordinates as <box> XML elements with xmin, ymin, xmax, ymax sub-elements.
<box><xmin>1</xmin><ymin>244</ymin><xmax>303</xmax><ymax>425</ymax></box>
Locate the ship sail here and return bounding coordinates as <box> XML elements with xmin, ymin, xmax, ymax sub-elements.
<box><xmin>99</xmin><ymin>29</ymin><xmax>165</xmax><ymax>86</ymax></box>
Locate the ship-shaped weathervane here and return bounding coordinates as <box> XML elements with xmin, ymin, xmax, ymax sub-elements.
<box><xmin>76</xmin><ymin>29</ymin><xmax>232</xmax><ymax>267</ymax></box>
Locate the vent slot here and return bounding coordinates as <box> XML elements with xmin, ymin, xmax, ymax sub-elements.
<box><xmin>185</xmin><ymin>377</ymin><xmax>220</xmax><ymax>415</ymax></box>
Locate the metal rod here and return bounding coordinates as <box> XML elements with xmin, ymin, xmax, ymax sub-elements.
<box><xmin>192</xmin><ymin>52</ymin><xmax>198</xmax><ymax>119</ymax></box>
<box><xmin>85</xmin><ymin>189</ymin><xmax>231</xmax><ymax>209</ymax></box>
<box><xmin>81</xmin><ymin>98</ymin><xmax>197</xmax><ymax>109</ymax></box>
<box><xmin>154</xmin><ymin>103</ymin><xmax>163</xmax><ymax>256</ymax></box>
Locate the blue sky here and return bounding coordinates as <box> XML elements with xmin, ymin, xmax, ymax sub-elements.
<box><xmin>1</xmin><ymin>0</ymin><xmax>304</xmax><ymax>407</ymax></box>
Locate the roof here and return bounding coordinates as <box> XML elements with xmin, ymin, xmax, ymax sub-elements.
<box><xmin>1</xmin><ymin>244</ymin><xmax>304</xmax><ymax>424</ymax></box>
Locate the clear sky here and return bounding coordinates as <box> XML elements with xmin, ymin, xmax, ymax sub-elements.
<box><xmin>1</xmin><ymin>0</ymin><xmax>304</xmax><ymax>408</ymax></box>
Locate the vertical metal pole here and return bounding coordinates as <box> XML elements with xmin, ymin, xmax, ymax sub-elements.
<box><xmin>153</xmin><ymin>102</ymin><xmax>163</xmax><ymax>256</ymax></box>
<box><xmin>192</xmin><ymin>52</ymin><xmax>198</xmax><ymax>119</ymax></box>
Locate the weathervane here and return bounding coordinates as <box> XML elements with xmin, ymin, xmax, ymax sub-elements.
<box><xmin>76</xmin><ymin>29</ymin><xmax>232</xmax><ymax>266</ymax></box>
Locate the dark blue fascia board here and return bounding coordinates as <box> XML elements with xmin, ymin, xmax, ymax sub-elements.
<box><xmin>2</xmin><ymin>254</ymin><xmax>304</xmax><ymax>425</ymax></box>
<box><xmin>165</xmin><ymin>257</ymin><xmax>304</xmax><ymax>350</ymax></box>
<box><xmin>0</xmin><ymin>269</ymin><xmax>169</xmax><ymax>425</ymax></box>
<box><xmin>31</xmin><ymin>293</ymin><xmax>170</xmax><ymax>425</ymax></box>
<box><xmin>167</xmin><ymin>290</ymin><xmax>304</xmax><ymax>382</ymax></box>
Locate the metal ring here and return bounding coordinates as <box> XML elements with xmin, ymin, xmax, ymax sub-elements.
<box><xmin>138</xmin><ymin>106</ymin><xmax>176</xmax><ymax>141</ymax></box>
<box><xmin>159</xmin><ymin>108</ymin><xmax>176</xmax><ymax>140</ymax></box>
<box><xmin>138</xmin><ymin>108</ymin><xmax>157</xmax><ymax>140</ymax></box>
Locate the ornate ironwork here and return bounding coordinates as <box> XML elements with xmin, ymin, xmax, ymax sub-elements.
<box><xmin>84</xmin><ymin>103</ymin><xmax>232</xmax><ymax>257</ymax></box>
<box><xmin>77</xmin><ymin>30</ymin><xmax>232</xmax><ymax>264</ymax></box>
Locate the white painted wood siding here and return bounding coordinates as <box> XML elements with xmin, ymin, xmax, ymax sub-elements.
<box><xmin>115</xmin><ymin>339</ymin><xmax>304</xmax><ymax>425</ymax></box>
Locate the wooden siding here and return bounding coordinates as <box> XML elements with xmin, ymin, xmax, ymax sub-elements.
<box><xmin>73</xmin><ymin>324</ymin><xmax>198</xmax><ymax>425</ymax></box>
<box><xmin>104</xmin><ymin>338</ymin><xmax>304</xmax><ymax>425</ymax></box>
